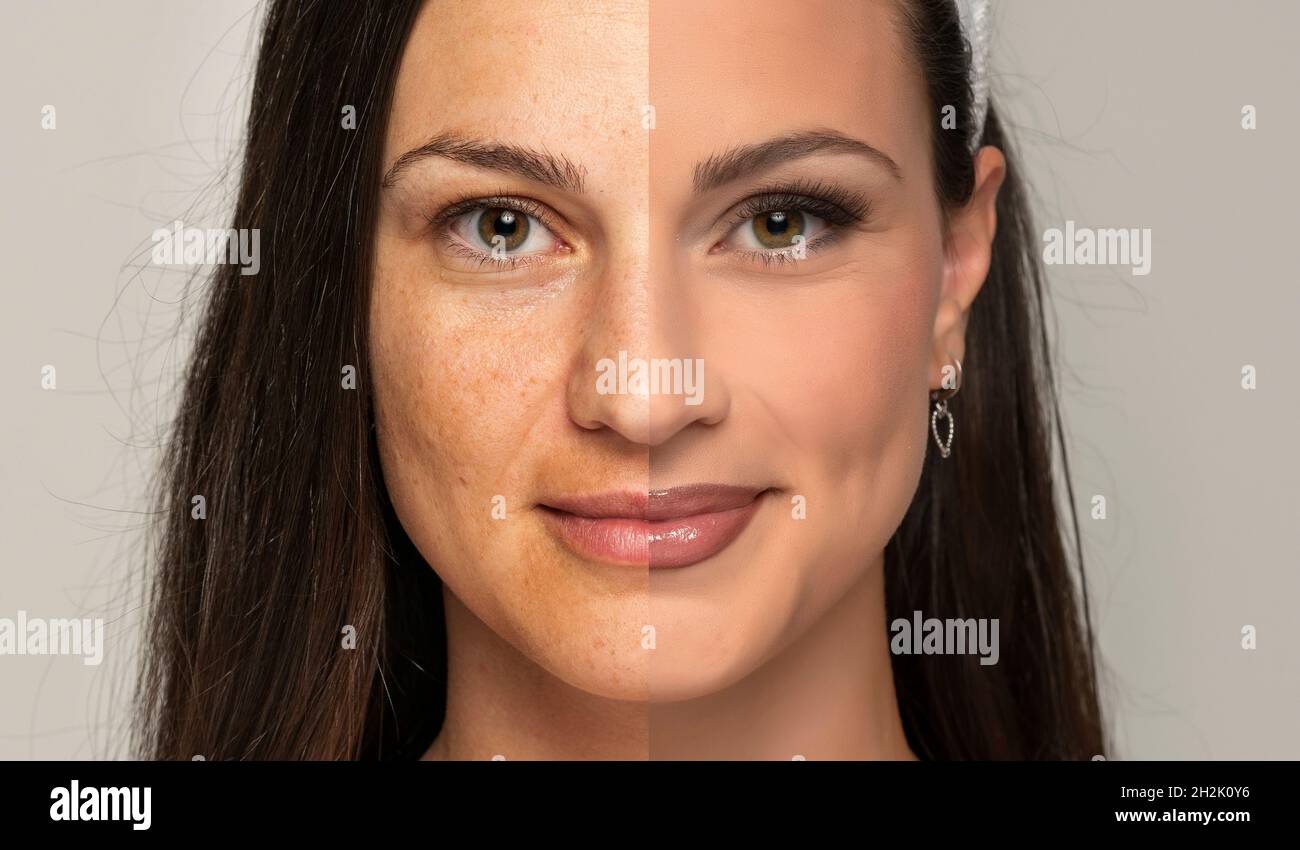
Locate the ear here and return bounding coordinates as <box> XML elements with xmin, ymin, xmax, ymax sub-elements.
<box><xmin>929</xmin><ymin>145</ymin><xmax>1006</xmax><ymax>391</ymax></box>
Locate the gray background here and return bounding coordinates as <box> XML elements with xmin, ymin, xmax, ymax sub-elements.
<box><xmin>1</xmin><ymin>0</ymin><xmax>1295</xmax><ymax>759</ymax></box>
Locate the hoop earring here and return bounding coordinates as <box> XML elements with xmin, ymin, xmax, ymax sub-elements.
<box><xmin>930</xmin><ymin>357</ymin><xmax>962</xmax><ymax>459</ymax></box>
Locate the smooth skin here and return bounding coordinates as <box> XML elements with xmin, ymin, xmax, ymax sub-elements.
<box><xmin>369</xmin><ymin>0</ymin><xmax>1004</xmax><ymax>760</ymax></box>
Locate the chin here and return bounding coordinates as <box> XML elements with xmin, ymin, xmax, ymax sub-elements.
<box><xmin>643</xmin><ymin>599</ymin><xmax>788</xmax><ymax>703</ymax></box>
<box><xmin>544</xmin><ymin>641</ymin><xmax>652</xmax><ymax>702</ymax></box>
<box><xmin>513</xmin><ymin>583</ymin><xmax>653</xmax><ymax>703</ymax></box>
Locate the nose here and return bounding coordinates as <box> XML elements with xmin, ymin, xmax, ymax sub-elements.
<box><xmin>566</xmin><ymin>254</ymin><xmax>729</xmax><ymax>449</ymax></box>
<box><xmin>642</xmin><ymin>258</ymin><xmax>729</xmax><ymax>446</ymax></box>
<box><xmin>566</xmin><ymin>233</ymin><xmax>651</xmax><ymax>443</ymax></box>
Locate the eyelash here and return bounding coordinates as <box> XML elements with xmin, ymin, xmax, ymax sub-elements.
<box><xmin>720</xmin><ymin>179</ymin><xmax>872</xmax><ymax>266</ymax></box>
<box><xmin>424</xmin><ymin>192</ymin><xmax>567</xmax><ymax>271</ymax></box>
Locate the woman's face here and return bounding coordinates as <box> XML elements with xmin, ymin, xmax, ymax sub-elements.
<box><xmin>371</xmin><ymin>0</ymin><xmax>980</xmax><ymax>702</ymax></box>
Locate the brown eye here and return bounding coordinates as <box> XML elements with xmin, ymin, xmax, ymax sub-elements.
<box><xmin>442</xmin><ymin>200</ymin><xmax>562</xmax><ymax>269</ymax></box>
<box><xmin>721</xmin><ymin>204</ymin><xmax>830</xmax><ymax>258</ymax></box>
<box><xmin>751</xmin><ymin>210</ymin><xmax>807</xmax><ymax>250</ymax></box>
<box><xmin>475</xmin><ymin>208</ymin><xmax>530</xmax><ymax>252</ymax></box>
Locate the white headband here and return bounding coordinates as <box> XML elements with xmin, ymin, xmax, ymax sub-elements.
<box><xmin>955</xmin><ymin>0</ymin><xmax>992</xmax><ymax>154</ymax></box>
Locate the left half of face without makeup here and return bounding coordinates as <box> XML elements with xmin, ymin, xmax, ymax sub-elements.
<box><xmin>369</xmin><ymin>0</ymin><xmax>657</xmax><ymax>743</ymax></box>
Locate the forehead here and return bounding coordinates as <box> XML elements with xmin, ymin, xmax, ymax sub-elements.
<box><xmin>385</xmin><ymin>0</ymin><xmax>648</xmax><ymax>177</ymax></box>
<box><xmin>384</xmin><ymin>0</ymin><xmax>927</xmax><ymax>190</ymax></box>
<box><xmin>650</xmin><ymin>0</ymin><xmax>925</xmax><ymax>176</ymax></box>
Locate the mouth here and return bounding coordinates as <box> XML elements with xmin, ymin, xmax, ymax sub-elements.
<box><xmin>538</xmin><ymin>484</ymin><xmax>768</xmax><ymax>569</ymax></box>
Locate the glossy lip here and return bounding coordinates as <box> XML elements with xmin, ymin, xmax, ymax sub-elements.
<box><xmin>539</xmin><ymin>485</ymin><xmax>767</xmax><ymax>569</ymax></box>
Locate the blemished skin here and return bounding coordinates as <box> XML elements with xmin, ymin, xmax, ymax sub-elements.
<box><xmin>369</xmin><ymin>0</ymin><xmax>1004</xmax><ymax>760</ymax></box>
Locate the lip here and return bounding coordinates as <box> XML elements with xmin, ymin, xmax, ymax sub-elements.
<box><xmin>539</xmin><ymin>485</ymin><xmax>767</xmax><ymax>569</ymax></box>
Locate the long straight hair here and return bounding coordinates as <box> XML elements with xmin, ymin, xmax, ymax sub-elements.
<box><xmin>135</xmin><ymin>0</ymin><xmax>435</xmax><ymax>760</ymax></box>
<box><xmin>137</xmin><ymin>0</ymin><xmax>1104</xmax><ymax>759</ymax></box>
<box><xmin>888</xmin><ymin>0</ymin><xmax>1106</xmax><ymax>758</ymax></box>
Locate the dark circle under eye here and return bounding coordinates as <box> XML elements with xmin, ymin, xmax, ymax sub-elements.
<box><xmin>477</xmin><ymin>208</ymin><xmax>529</xmax><ymax>251</ymax></box>
<box><xmin>751</xmin><ymin>210</ymin><xmax>806</xmax><ymax>249</ymax></box>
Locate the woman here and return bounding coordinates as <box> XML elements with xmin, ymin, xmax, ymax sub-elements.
<box><xmin>136</xmin><ymin>0</ymin><xmax>1106</xmax><ymax>760</ymax></box>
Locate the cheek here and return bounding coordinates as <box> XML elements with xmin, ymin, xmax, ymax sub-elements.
<box><xmin>368</xmin><ymin>268</ymin><xmax>546</xmax><ymax>638</ymax></box>
<box><xmin>367</xmin><ymin>264</ymin><xmax>650</xmax><ymax>698</ymax></box>
<box><xmin>769</xmin><ymin>255</ymin><xmax>942</xmax><ymax>630</ymax></box>
<box><xmin>751</xmin><ymin>257</ymin><xmax>940</xmax><ymax>481</ymax></box>
<box><xmin>366</xmin><ymin>257</ymin><xmax>563</xmax><ymax>577</ymax></box>
<box><xmin>750</xmin><ymin>244</ymin><xmax>943</xmax><ymax>602</ymax></box>
<box><xmin>370</xmin><ymin>273</ymin><xmax>553</xmax><ymax>497</ymax></box>
<box><xmin>811</xmin><ymin>271</ymin><xmax>934</xmax><ymax>565</ymax></box>
<box><xmin>791</xmin><ymin>290</ymin><xmax>928</xmax><ymax>457</ymax></box>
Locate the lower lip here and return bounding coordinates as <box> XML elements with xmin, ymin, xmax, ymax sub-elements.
<box><xmin>540</xmin><ymin>497</ymin><xmax>763</xmax><ymax>569</ymax></box>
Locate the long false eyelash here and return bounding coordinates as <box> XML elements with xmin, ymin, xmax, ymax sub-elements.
<box><xmin>726</xmin><ymin>178</ymin><xmax>874</xmax><ymax>230</ymax></box>
<box><xmin>713</xmin><ymin>179</ymin><xmax>873</xmax><ymax>267</ymax></box>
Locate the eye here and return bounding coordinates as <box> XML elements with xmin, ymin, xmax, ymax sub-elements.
<box><xmin>727</xmin><ymin>209</ymin><xmax>830</xmax><ymax>253</ymax></box>
<box><xmin>427</xmin><ymin>194</ymin><xmax>569</xmax><ymax>272</ymax></box>
<box><xmin>714</xmin><ymin>182</ymin><xmax>873</xmax><ymax>264</ymax></box>
<box><xmin>447</xmin><ymin>204</ymin><xmax>561</xmax><ymax>258</ymax></box>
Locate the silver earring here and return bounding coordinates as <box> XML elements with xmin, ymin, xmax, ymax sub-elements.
<box><xmin>930</xmin><ymin>358</ymin><xmax>962</xmax><ymax>459</ymax></box>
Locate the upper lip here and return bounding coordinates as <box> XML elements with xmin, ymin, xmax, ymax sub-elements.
<box><xmin>541</xmin><ymin>485</ymin><xmax>766</xmax><ymax>521</ymax></box>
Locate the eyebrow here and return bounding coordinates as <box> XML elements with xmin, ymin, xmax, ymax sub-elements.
<box><xmin>692</xmin><ymin>129</ymin><xmax>902</xmax><ymax>195</ymax></box>
<box><xmin>381</xmin><ymin>131</ymin><xmax>587</xmax><ymax>193</ymax></box>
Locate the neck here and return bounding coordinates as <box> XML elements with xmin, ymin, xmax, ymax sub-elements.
<box><xmin>426</xmin><ymin>557</ymin><xmax>914</xmax><ymax>761</ymax></box>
